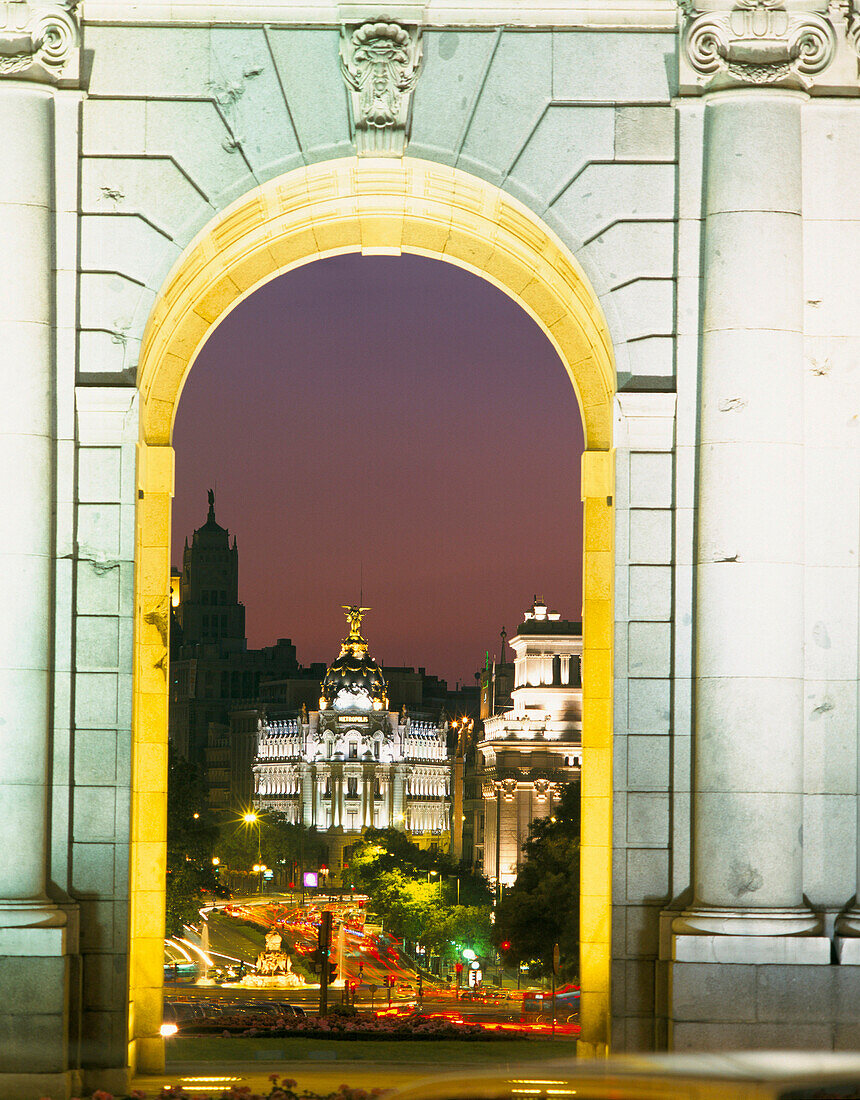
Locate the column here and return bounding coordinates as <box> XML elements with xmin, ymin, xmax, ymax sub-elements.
<box><xmin>301</xmin><ymin>766</ymin><xmax>313</xmax><ymax>827</ymax></box>
<box><xmin>483</xmin><ymin>791</ymin><xmax>497</xmax><ymax>883</ymax></box>
<box><xmin>384</xmin><ymin>769</ymin><xmax>393</xmax><ymax>827</ymax></box>
<box><xmin>392</xmin><ymin>769</ymin><xmax>406</xmax><ymax>831</ymax></box>
<box><xmin>451</xmin><ymin>756</ymin><xmax>464</xmax><ymax>858</ymax></box>
<box><xmin>334</xmin><ymin>772</ymin><xmax>343</xmax><ymax>829</ymax></box>
<box><xmin>0</xmin><ymin>9</ymin><xmax>81</xmax><ymax>1089</ymax></box>
<box><xmin>678</xmin><ymin>91</ymin><xmax>817</xmax><ymax>937</ymax></box>
<box><xmin>362</xmin><ymin>773</ymin><xmax>372</xmax><ymax>829</ymax></box>
<box><xmin>837</xmin><ymin>747</ymin><xmax>860</xmax><ymax>955</ymax></box>
<box><xmin>0</xmin><ymin>83</ymin><xmax>63</xmax><ymax>930</ymax></box>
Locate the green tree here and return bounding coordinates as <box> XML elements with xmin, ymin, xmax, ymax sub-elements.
<box><xmin>344</xmin><ymin>828</ymin><xmax>492</xmax><ymax>908</ymax></box>
<box><xmin>342</xmin><ymin>830</ymin><xmax>493</xmax><ymax>961</ymax></box>
<box><xmin>165</xmin><ymin>751</ymin><xmax>218</xmax><ymax>935</ymax></box>
<box><xmin>493</xmin><ymin>781</ymin><xmax>580</xmax><ymax>979</ymax></box>
<box><xmin>355</xmin><ymin>867</ymin><xmax>436</xmax><ymax>943</ymax></box>
<box><xmin>423</xmin><ymin>905</ymin><xmax>493</xmax><ymax>961</ymax></box>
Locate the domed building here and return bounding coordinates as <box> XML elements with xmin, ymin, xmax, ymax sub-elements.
<box><xmin>252</xmin><ymin>607</ymin><xmax>451</xmax><ymax>875</ymax></box>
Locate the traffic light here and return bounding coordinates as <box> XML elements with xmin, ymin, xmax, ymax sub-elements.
<box><xmin>309</xmin><ymin>946</ymin><xmax>338</xmax><ymax>982</ymax></box>
<box><xmin>454</xmin><ymin>962</ymin><xmax>463</xmax><ymax>974</ymax></box>
<box><xmin>318</xmin><ymin>910</ymin><xmax>333</xmax><ymax>950</ymax></box>
<box><xmin>500</xmin><ymin>940</ymin><xmax>511</xmax><ymax>952</ymax></box>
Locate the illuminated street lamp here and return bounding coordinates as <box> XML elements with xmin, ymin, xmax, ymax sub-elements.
<box><xmin>243</xmin><ymin>810</ymin><xmax>262</xmax><ymax>877</ymax></box>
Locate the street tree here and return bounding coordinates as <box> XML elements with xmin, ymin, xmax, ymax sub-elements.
<box><xmin>215</xmin><ymin>811</ymin><xmax>326</xmax><ymax>884</ymax></box>
<box><xmin>343</xmin><ymin>830</ymin><xmax>493</xmax><ymax>962</ymax></box>
<box><xmin>345</xmin><ymin>828</ymin><xmax>492</xmax><ymax>906</ymax></box>
<box><xmin>422</xmin><ymin>905</ymin><xmax>494</xmax><ymax>961</ymax></box>
<box><xmin>165</xmin><ymin>750</ymin><xmax>218</xmax><ymax>935</ymax></box>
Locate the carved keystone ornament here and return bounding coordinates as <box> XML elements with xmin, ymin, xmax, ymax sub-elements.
<box><xmin>679</xmin><ymin>0</ymin><xmax>852</xmax><ymax>89</ymax></box>
<box><xmin>340</xmin><ymin>19</ymin><xmax>422</xmax><ymax>156</ymax></box>
<box><xmin>0</xmin><ymin>0</ymin><xmax>79</xmax><ymax>83</ymax></box>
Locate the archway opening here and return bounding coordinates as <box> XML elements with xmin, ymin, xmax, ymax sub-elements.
<box><xmin>132</xmin><ymin>158</ymin><xmax>615</xmax><ymax>1074</ymax></box>
<box><xmin>171</xmin><ymin>251</ymin><xmax>586</xmax><ymax>687</ymax></box>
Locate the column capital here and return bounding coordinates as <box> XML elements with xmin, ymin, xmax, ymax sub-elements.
<box><xmin>0</xmin><ymin>2</ymin><xmax>80</xmax><ymax>86</ymax></box>
<box><xmin>848</xmin><ymin>2</ymin><xmax>860</xmax><ymax>53</ymax></box>
<box><xmin>678</xmin><ymin>0</ymin><xmax>859</xmax><ymax>94</ymax></box>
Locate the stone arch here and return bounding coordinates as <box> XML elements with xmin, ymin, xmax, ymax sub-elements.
<box><xmin>132</xmin><ymin>156</ymin><xmax>615</xmax><ymax>1072</ymax></box>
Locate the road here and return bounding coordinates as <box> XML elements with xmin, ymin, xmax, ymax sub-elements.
<box><xmin>168</xmin><ymin>895</ymin><xmax>430</xmax><ymax>994</ymax></box>
<box><xmin>163</xmin><ymin>896</ymin><xmax>574</xmax><ymax>1029</ymax></box>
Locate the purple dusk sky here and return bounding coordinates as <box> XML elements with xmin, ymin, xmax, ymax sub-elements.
<box><xmin>171</xmin><ymin>253</ymin><xmax>584</xmax><ymax>686</ymax></box>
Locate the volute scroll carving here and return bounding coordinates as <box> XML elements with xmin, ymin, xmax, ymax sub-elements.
<box><xmin>0</xmin><ymin>1</ymin><xmax>80</xmax><ymax>84</ymax></box>
<box><xmin>847</xmin><ymin>0</ymin><xmax>860</xmax><ymax>53</ymax></box>
<box><xmin>680</xmin><ymin>0</ymin><xmax>844</xmax><ymax>90</ymax></box>
<box><xmin>340</xmin><ymin>19</ymin><xmax>423</xmax><ymax>156</ymax></box>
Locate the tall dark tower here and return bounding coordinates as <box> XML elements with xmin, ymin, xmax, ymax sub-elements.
<box><xmin>170</xmin><ymin>491</ymin><xmax>299</xmax><ymax>781</ymax></box>
<box><xmin>177</xmin><ymin>489</ymin><xmax>246</xmax><ymax>652</ymax></box>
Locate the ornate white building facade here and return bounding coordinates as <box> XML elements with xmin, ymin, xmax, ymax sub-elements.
<box><xmin>253</xmin><ymin>608</ymin><xmax>450</xmax><ymax>870</ymax></box>
<box><xmin>480</xmin><ymin>601</ymin><xmax>582</xmax><ymax>887</ymax></box>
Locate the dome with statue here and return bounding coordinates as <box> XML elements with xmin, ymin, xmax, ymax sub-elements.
<box><xmin>319</xmin><ymin>606</ymin><xmax>389</xmax><ymax>712</ymax></box>
<box><xmin>253</xmin><ymin>603</ymin><xmax>451</xmax><ymax>854</ymax></box>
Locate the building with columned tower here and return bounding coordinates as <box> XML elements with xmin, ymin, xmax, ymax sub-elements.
<box><xmin>478</xmin><ymin>600</ymin><xmax>583</xmax><ymax>888</ymax></box>
<box><xmin>253</xmin><ymin>607</ymin><xmax>451</xmax><ymax>874</ymax></box>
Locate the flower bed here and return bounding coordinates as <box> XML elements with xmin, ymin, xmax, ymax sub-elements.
<box><xmin>58</xmin><ymin>1079</ymin><xmax>388</xmax><ymax>1100</ymax></box>
<box><xmin>179</xmin><ymin>1012</ymin><xmax>528</xmax><ymax>1041</ymax></box>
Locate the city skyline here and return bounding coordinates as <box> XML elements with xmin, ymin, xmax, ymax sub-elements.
<box><xmin>171</xmin><ymin>253</ymin><xmax>585</xmax><ymax>684</ymax></box>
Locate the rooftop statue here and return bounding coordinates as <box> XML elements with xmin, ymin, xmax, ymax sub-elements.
<box><xmin>342</xmin><ymin>604</ymin><xmax>371</xmax><ymax>641</ymax></box>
